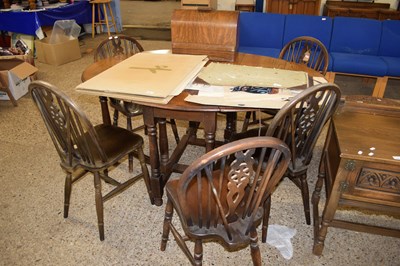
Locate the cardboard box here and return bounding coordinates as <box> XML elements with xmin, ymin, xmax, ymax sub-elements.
<box><xmin>0</xmin><ymin>50</ymin><xmax>35</xmax><ymax>66</ymax></box>
<box><xmin>35</xmin><ymin>37</ymin><xmax>81</xmax><ymax>66</ymax></box>
<box><xmin>0</xmin><ymin>59</ymin><xmax>38</xmax><ymax>102</ymax></box>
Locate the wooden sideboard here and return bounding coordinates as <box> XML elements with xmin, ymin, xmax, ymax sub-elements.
<box><xmin>313</xmin><ymin>96</ymin><xmax>400</xmax><ymax>255</ymax></box>
<box><xmin>323</xmin><ymin>0</ymin><xmax>400</xmax><ymax>20</ymax></box>
<box><xmin>265</xmin><ymin>0</ymin><xmax>321</xmax><ymax>15</ymax></box>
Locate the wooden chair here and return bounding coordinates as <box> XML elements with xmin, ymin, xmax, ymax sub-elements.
<box><xmin>29</xmin><ymin>80</ymin><xmax>151</xmax><ymax>241</ymax></box>
<box><xmin>233</xmin><ymin>83</ymin><xmax>341</xmax><ymax>242</ymax></box>
<box><xmin>94</xmin><ymin>35</ymin><xmax>145</xmax><ymax>132</ymax></box>
<box><xmin>160</xmin><ymin>136</ymin><xmax>291</xmax><ymax>265</ymax></box>
<box><xmin>94</xmin><ymin>35</ymin><xmax>180</xmax><ymax>144</ymax></box>
<box><xmin>279</xmin><ymin>36</ymin><xmax>329</xmax><ymax>75</ymax></box>
<box><xmin>242</xmin><ymin>36</ymin><xmax>330</xmax><ymax>132</ymax></box>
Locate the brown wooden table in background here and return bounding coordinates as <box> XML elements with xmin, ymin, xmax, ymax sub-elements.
<box><xmin>81</xmin><ymin>52</ymin><xmax>322</xmax><ymax>206</ymax></box>
<box><xmin>312</xmin><ymin>96</ymin><xmax>400</xmax><ymax>255</ymax></box>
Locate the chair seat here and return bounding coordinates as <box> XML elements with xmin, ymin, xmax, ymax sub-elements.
<box><xmin>93</xmin><ymin>124</ymin><xmax>143</xmax><ymax>164</ymax></box>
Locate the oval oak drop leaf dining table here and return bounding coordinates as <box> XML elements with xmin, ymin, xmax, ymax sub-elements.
<box><xmin>80</xmin><ymin>52</ymin><xmax>323</xmax><ymax>206</ymax></box>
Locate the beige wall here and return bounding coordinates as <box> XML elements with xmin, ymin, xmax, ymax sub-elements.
<box><xmin>217</xmin><ymin>0</ymin><xmax>399</xmax><ymax>13</ymax></box>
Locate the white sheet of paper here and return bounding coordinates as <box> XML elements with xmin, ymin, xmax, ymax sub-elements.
<box><xmin>187</xmin><ymin>83</ymin><xmax>226</xmax><ymax>97</ymax></box>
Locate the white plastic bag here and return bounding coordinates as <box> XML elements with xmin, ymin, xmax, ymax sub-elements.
<box><xmin>266</xmin><ymin>224</ymin><xmax>297</xmax><ymax>260</ymax></box>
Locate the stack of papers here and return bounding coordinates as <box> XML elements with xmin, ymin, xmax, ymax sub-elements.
<box><xmin>76</xmin><ymin>53</ymin><xmax>208</xmax><ymax>104</ymax></box>
<box><xmin>185</xmin><ymin>62</ymin><xmax>313</xmax><ymax>109</ymax></box>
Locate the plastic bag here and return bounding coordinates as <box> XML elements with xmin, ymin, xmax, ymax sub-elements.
<box><xmin>49</xmin><ymin>20</ymin><xmax>81</xmax><ymax>44</ymax></box>
<box><xmin>266</xmin><ymin>224</ymin><xmax>297</xmax><ymax>260</ymax></box>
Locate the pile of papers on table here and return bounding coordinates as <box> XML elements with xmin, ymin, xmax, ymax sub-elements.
<box><xmin>76</xmin><ymin>53</ymin><xmax>208</xmax><ymax>104</ymax></box>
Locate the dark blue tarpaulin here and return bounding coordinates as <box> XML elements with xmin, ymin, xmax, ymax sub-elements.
<box><xmin>0</xmin><ymin>1</ymin><xmax>91</xmax><ymax>37</ymax></box>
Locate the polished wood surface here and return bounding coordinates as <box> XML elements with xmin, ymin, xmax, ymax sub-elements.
<box><xmin>81</xmin><ymin>52</ymin><xmax>323</xmax><ymax>206</ymax></box>
<box><xmin>312</xmin><ymin>97</ymin><xmax>400</xmax><ymax>255</ymax></box>
<box><xmin>171</xmin><ymin>10</ymin><xmax>239</xmax><ymax>62</ymax></box>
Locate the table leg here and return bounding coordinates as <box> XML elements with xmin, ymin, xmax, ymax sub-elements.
<box><xmin>313</xmin><ymin>165</ymin><xmax>347</xmax><ymax>255</ymax></box>
<box><xmin>99</xmin><ymin>96</ymin><xmax>111</xmax><ymax>125</ymax></box>
<box><xmin>158</xmin><ymin>118</ymin><xmax>169</xmax><ymax>175</ymax></box>
<box><xmin>203</xmin><ymin>113</ymin><xmax>217</xmax><ymax>152</ymax></box>
<box><xmin>224</xmin><ymin>112</ymin><xmax>237</xmax><ymax>142</ymax></box>
<box><xmin>142</xmin><ymin>107</ymin><xmax>163</xmax><ymax>206</ymax></box>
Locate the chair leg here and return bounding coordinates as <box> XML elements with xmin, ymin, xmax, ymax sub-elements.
<box><xmin>169</xmin><ymin>119</ymin><xmax>180</xmax><ymax>144</ymax></box>
<box><xmin>136</xmin><ymin>146</ymin><xmax>153</xmax><ymax>203</ymax></box>
<box><xmin>113</xmin><ymin>109</ymin><xmax>119</xmax><ymax>126</ymax></box>
<box><xmin>194</xmin><ymin>239</ymin><xmax>203</xmax><ymax>266</ymax></box>
<box><xmin>93</xmin><ymin>172</ymin><xmax>105</xmax><ymax>241</ymax></box>
<box><xmin>102</xmin><ymin>3</ymin><xmax>111</xmax><ymax>37</ymax></box>
<box><xmin>126</xmin><ymin>117</ymin><xmax>134</xmax><ymax>173</ymax></box>
<box><xmin>300</xmin><ymin>173</ymin><xmax>311</xmax><ymax>225</ymax></box>
<box><xmin>128</xmin><ymin>153</ymin><xmax>133</xmax><ymax>173</ymax></box>
<box><xmin>107</xmin><ymin>2</ymin><xmax>118</xmax><ymax>34</ymax></box>
<box><xmin>249</xmin><ymin>227</ymin><xmax>261</xmax><ymax>266</ymax></box>
<box><xmin>261</xmin><ymin>196</ymin><xmax>271</xmax><ymax>243</ymax></box>
<box><xmin>161</xmin><ymin>199</ymin><xmax>174</xmax><ymax>251</ymax></box>
<box><xmin>126</xmin><ymin>117</ymin><xmax>132</xmax><ymax>131</ymax></box>
<box><xmin>91</xmin><ymin>3</ymin><xmax>95</xmax><ymax>38</ymax></box>
<box><xmin>242</xmin><ymin>111</ymin><xmax>252</xmax><ymax>132</ymax></box>
<box><xmin>312</xmin><ymin>170</ymin><xmax>325</xmax><ymax>239</ymax></box>
<box><xmin>64</xmin><ymin>173</ymin><xmax>73</xmax><ymax>218</ymax></box>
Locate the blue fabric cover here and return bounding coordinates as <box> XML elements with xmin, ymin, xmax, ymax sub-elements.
<box><xmin>283</xmin><ymin>15</ymin><xmax>333</xmax><ymax>50</ymax></box>
<box><xmin>0</xmin><ymin>1</ymin><xmax>91</xmax><ymax>36</ymax></box>
<box><xmin>330</xmin><ymin>17</ymin><xmax>382</xmax><ymax>55</ymax></box>
<box><xmin>37</xmin><ymin>1</ymin><xmax>91</xmax><ymax>26</ymax></box>
<box><xmin>331</xmin><ymin>53</ymin><xmax>387</xmax><ymax>76</ymax></box>
<box><xmin>379</xmin><ymin>20</ymin><xmax>400</xmax><ymax>57</ymax></box>
<box><xmin>0</xmin><ymin>12</ymin><xmax>41</xmax><ymax>36</ymax></box>
<box><xmin>380</xmin><ymin>57</ymin><xmax>400</xmax><ymax>76</ymax></box>
<box><xmin>238</xmin><ymin>12</ymin><xmax>285</xmax><ymax>50</ymax></box>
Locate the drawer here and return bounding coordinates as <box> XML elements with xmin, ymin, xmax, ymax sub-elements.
<box><xmin>343</xmin><ymin>160</ymin><xmax>400</xmax><ymax>207</ymax></box>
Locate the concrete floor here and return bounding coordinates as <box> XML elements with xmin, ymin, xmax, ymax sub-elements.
<box><xmin>0</xmin><ymin>3</ymin><xmax>399</xmax><ymax>265</ymax></box>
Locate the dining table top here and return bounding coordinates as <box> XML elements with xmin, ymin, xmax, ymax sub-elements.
<box><xmin>80</xmin><ymin>52</ymin><xmax>324</xmax><ymax>112</ymax></box>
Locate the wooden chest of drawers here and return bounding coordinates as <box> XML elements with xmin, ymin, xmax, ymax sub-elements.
<box><xmin>313</xmin><ymin>97</ymin><xmax>400</xmax><ymax>255</ymax></box>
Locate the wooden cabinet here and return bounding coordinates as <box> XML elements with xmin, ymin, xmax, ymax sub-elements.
<box><xmin>313</xmin><ymin>98</ymin><xmax>400</xmax><ymax>255</ymax></box>
<box><xmin>323</xmin><ymin>0</ymin><xmax>400</xmax><ymax>20</ymax></box>
<box><xmin>265</xmin><ymin>0</ymin><xmax>321</xmax><ymax>15</ymax></box>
